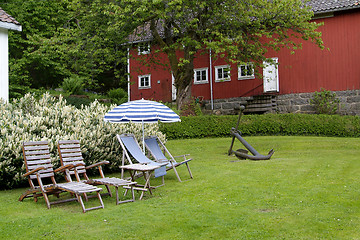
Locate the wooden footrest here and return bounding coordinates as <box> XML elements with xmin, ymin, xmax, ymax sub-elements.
<box><xmin>57</xmin><ymin>182</ymin><xmax>102</xmax><ymax>194</ymax></box>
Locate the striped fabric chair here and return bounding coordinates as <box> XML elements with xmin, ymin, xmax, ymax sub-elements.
<box><xmin>145</xmin><ymin>136</ymin><xmax>193</xmax><ymax>182</ymax></box>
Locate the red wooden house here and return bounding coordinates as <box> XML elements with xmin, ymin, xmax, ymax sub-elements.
<box><xmin>128</xmin><ymin>0</ymin><xmax>360</xmax><ymax>115</ymax></box>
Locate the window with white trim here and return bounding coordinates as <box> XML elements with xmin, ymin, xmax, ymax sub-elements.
<box><xmin>194</xmin><ymin>68</ymin><xmax>209</xmax><ymax>84</ymax></box>
<box><xmin>215</xmin><ymin>65</ymin><xmax>231</xmax><ymax>82</ymax></box>
<box><xmin>238</xmin><ymin>63</ymin><xmax>255</xmax><ymax>80</ymax></box>
<box><xmin>138</xmin><ymin>74</ymin><xmax>151</xmax><ymax>89</ymax></box>
<box><xmin>138</xmin><ymin>42</ymin><xmax>150</xmax><ymax>55</ymax></box>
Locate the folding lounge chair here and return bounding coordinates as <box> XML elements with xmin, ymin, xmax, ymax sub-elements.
<box><xmin>19</xmin><ymin>141</ymin><xmax>104</xmax><ymax>213</ymax></box>
<box><xmin>116</xmin><ymin>134</ymin><xmax>167</xmax><ymax>186</ymax></box>
<box><xmin>57</xmin><ymin>140</ymin><xmax>137</xmax><ymax>205</ymax></box>
<box><xmin>145</xmin><ymin>136</ymin><xmax>193</xmax><ymax>182</ymax></box>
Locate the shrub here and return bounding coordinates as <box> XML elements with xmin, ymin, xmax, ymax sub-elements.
<box><xmin>107</xmin><ymin>88</ymin><xmax>128</xmax><ymax>105</ymax></box>
<box><xmin>61</xmin><ymin>76</ymin><xmax>85</xmax><ymax>95</ymax></box>
<box><xmin>159</xmin><ymin>114</ymin><xmax>360</xmax><ymax>139</ymax></box>
<box><xmin>65</xmin><ymin>95</ymin><xmax>93</xmax><ymax>108</ymax></box>
<box><xmin>0</xmin><ymin>93</ymin><xmax>165</xmax><ymax>189</ymax></box>
<box><xmin>310</xmin><ymin>88</ymin><xmax>340</xmax><ymax>114</ymax></box>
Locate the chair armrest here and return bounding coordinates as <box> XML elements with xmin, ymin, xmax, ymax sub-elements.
<box><xmin>139</xmin><ymin>162</ymin><xmax>152</xmax><ymax>165</ymax></box>
<box><xmin>174</xmin><ymin>154</ymin><xmax>190</xmax><ymax>159</ymax></box>
<box><xmin>74</xmin><ymin>162</ymin><xmax>85</xmax><ymax>168</ymax></box>
<box><xmin>23</xmin><ymin>166</ymin><xmax>45</xmax><ymax>177</ymax></box>
<box><xmin>85</xmin><ymin>161</ymin><xmax>109</xmax><ymax>169</ymax></box>
<box><xmin>174</xmin><ymin>154</ymin><xmax>190</xmax><ymax>158</ymax></box>
<box><xmin>156</xmin><ymin>158</ymin><xmax>171</xmax><ymax>163</ymax></box>
<box><xmin>54</xmin><ymin>164</ymin><xmax>75</xmax><ymax>173</ymax></box>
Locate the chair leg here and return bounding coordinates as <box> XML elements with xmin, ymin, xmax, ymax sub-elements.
<box><xmin>77</xmin><ymin>194</ymin><xmax>86</xmax><ymax>213</ymax></box>
<box><xmin>116</xmin><ymin>186</ymin><xmax>119</xmax><ymax>205</ymax></box>
<box><xmin>131</xmin><ymin>185</ymin><xmax>135</xmax><ymax>202</ymax></box>
<box><xmin>116</xmin><ymin>185</ymin><xmax>135</xmax><ymax>205</ymax></box>
<box><xmin>37</xmin><ymin>175</ymin><xmax>51</xmax><ymax>209</ymax></box>
<box><xmin>172</xmin><ymin>165</ymin><xmax>182</xmax><ymax>182</ymax></box>
<box><xmin>186</xmin><ymin>163</ymin><xmax>193</xmax><ymax>179</ymax></box>
<box><xmin>97</xmin><ymin>192</ymin><xmax>105</xmax><ymax>209</ymax></box>
<box><xmin>77</xmin><ymin>192</ymin><xmax>104</xmax><ymax>213</ymax></box>
<box><xmin>105</xmin><ymin>185</ymin><xmax>112</xmax><ymax>197</ymax></box>
<box><xmin>123</xmin><ymin>188</ymin><xmax>129</xmax><ymax>197</ymax></box>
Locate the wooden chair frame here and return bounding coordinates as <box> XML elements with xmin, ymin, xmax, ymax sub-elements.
<box><xmin>19</xmin><ymin>141</ymin><xmax>104</xmax><ymax>213</ymax></box>
<box><xmin>57</xmin><ymin>140</ymin><xmax>137</xmax><ymax>205</ymax></box>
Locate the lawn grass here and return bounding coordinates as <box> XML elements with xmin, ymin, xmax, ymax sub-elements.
<box><xmin>1</xmin><ymin>136</ymin><xmax>360</xmax><ymax>239</ymax></box>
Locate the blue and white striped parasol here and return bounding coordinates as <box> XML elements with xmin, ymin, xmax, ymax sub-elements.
<box><xmin>104</xmin><ymin>99</ymin><xmax>180</xmax><ymax>123</ymax></box>
<box><xmin>104</xmin><ymin>99</ymin><xmax>180</xmax><ymax>151</ymax></box>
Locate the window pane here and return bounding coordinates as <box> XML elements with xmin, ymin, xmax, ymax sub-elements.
<box><xmin>218</xmin><ymin>69</ymin><xmax>223</xmax><ymax>79</ymax></box>
<box><xmin>196</xmin><ymin>71</ymin><xmax>201</xmax><ymax>81</ymax></box>
<box><xmin>241</xmin><ymin>66</ymin><xmax>246</xmax><ymax>76</ymax></box>
<box><xmin>224</xmin><ymin>69</ymin><xmax>229</xmax><ymax>78</ymax></box>
<box><xmin>201</xmin><ymin>70</ymin><xmax>206</xmax><ymax>80</ymax></box>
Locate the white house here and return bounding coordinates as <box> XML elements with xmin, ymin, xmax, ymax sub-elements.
<box><xmin>0</xmin><ymin>7</ymin><xmax>21</xmax><ymax>102</ymax></box>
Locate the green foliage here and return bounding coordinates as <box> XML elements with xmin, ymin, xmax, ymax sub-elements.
<box><xmin>159</xmin><ymin>114</ymin><xmax>360</xmax><ymax>139</ymax></box>
<box><xmin>64</xmin><ymin>96</ymin><xmax>93</xmax><ymax>108</ymax></box>
<box><xmin>0</xmin><ymin>93</ymin><xmax>165</xmax><ymax>189</ymax></box>
<box><xmin>61</xmin><ymin>76</ymin><xmax>85</xmax><ymax>95</ymax></box>
<box><xmin>107</xmin><ymin>88</ymin><xmax>128</xmax><ymax>105</ymax></box>
<box><xmin>310</xmin><ymin>88</ymin><xmax>340</xmax><ymax>114</ymax></box>
<box><xmin>2</xmin><ymin>0</ymin><xmax>130</xmax><ymax>94</ymax></box>
<box><xmin>8</xmin><ymin>84</ymin><xmax>30</xmax><ymax>100</ymax></box>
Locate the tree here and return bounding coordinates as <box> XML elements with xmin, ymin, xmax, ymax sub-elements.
<box><xmin>1</xmin><ymin>0</ymin><xmax>71</xmax><ymax>97</ymax></box>
<box><xmin>119</xmin><ymin>0</ymin><xmax>323</xmax><ymax>109</ymax></box>
<box><xmin>1</xmin><ymin>0</ymin><xmax>132</xmax><ymax>98</ymax></box>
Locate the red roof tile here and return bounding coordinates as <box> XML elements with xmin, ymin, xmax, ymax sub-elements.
<box><xmin>0</xmin><ymin>7</ymin><xmax>20</xmax><ymax>25</ymax></box>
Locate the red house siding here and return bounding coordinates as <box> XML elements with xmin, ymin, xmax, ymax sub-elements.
<box><xmin>129</xmin><ymin>9</ymin><xmax>360</xmax><ymax>102</ymax></box>
<box><xmin>275</xmin><ymin>9</ymin><xmax>360</xmax><ymax>94</ymax></box>
<box><xmin>129</xmin><ymin>46</ymin><xmax>173</xmax><ymax>102</ymax></box>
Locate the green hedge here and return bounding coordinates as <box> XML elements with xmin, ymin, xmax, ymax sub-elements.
<box><xmin>159</xmin><ymin>114</ymin><xmax>360</xmax><ymax>139</ymax></box>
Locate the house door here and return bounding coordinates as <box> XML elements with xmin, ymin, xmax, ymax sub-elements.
<box><xmin>172</xmin><ymin>74</ymin><xmax>177</xmax><ymax>101</ymax></box>
<box><xmin>263</xmin><ymin>58</ymin><xmax>279</xmax><ymax>92</ymax></box>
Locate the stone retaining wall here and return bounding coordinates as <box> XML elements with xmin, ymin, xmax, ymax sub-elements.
<box><xmin>201</xmin><ymin>90</ymin><xmax>360</xmax><ymax>116</ymax></box>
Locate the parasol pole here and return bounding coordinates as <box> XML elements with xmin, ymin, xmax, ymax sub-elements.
<box><xmin>142</xmin><ymin>119</ymin><xmax>145</xmax><ymax>153</ymax></box>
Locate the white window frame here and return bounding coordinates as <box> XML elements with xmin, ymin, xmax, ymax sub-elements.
<box><xmin>138</xmin><ymin>42</ymin><xmax>150</xmax><ymax>55</ymax></box>
<box><xmin>215</xmin><ymin>65</ymin><xmax>231</xmax><ymax>82</ymax></box>
<box><xmin>194</xmin><ymin>68</ymin><xmax>209</xmax><ymax>84</ymax></box>
<box><xmin>238</xmin><ymin>63</ymin><xmax>255</xmax><ymax>80</ymax></box>
<box><xmin>138</xmin><ymin>74</ymin><xmax>151</xmax><ymax>89</ymax></box>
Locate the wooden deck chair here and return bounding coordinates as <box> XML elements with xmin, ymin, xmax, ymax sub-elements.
<box><xmin>116</xmin><ymin>134</ymin><xmax>167</xmax><ymax>187</ymax></box>
<box><xmin>57</xmin><ymin>140</ymin><xmax>137</xmax><ymax>204</ymax></box>
<box><xmin>19</xmin><ymin>141</ymin><xmax>104</xmax><ymax>213</ymax></box>
<box><xmin>144</xmin><ymin>136</ymin><xmax>193</xmax><ymax>182</ymax></box>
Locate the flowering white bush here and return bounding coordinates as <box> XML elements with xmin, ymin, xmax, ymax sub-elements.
<box><xmin>0</xmin><ymin>93</ymin><xmax>165</xmax><ymax>189</ymax></box>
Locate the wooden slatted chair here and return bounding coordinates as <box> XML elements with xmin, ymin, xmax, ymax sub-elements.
<box><xmin>144</xmin><ymin>136</ymin><xmax>193</xmax><ymax>182</ymax></box>
<box><xmin>19</xmin><ymin>141</ymin><xmax>104</xmax><ymax>213</ymax></box>
<box><xmin>57</xmin><ymin>140</ymin><xmax>137</xmax><ymax>204</ymax></box>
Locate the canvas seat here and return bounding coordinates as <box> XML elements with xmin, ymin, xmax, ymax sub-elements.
<box><xmin>19</xmin><ymin>141</ymin><xmax>104</xmax><ymax>213</ymax></box>
<box><xmin>145</xmin><ymin>136</ymin><xmax>193</xmax><ymax>182</ymax></box>
<box><xmin>57</xmin><ymin>140</ymin><xmax>137</xmax><ymax>205</ymax></box>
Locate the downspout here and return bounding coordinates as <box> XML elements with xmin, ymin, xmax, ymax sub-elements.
<box><xmin>209</xmin><ymin>48</ymin><xmax>214</xmax><ymax>110</ymax></box>
<box><xmin>127</xmin><ymin>47</ymin><xmax>130</xmax><ymax>102</ymax></box>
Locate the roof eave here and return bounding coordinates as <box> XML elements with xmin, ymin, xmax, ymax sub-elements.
<box><xmin>313</xmin><ymin>4</ymin><xmax>360</xmax><ymax>15</ymax></box>
<box><xmin>0</xmin><ymin>21</ymin><xmax>22</xmax><ymax>31</ymax></box>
